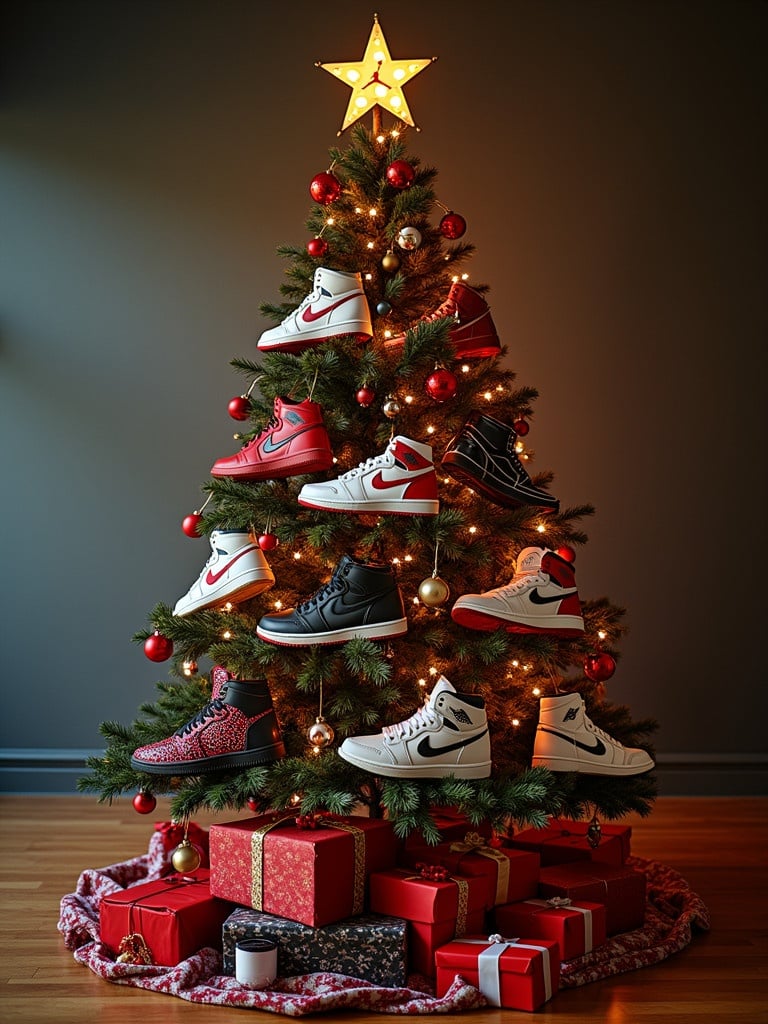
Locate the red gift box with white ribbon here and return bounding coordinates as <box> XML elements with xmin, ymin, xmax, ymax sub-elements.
<box><xmin>493</xmin><ymin>896</ymin><xmax>607</xmax><ymax>960</ymax></box>
<box><xmin>537</xmin><ymin>861</ymin><xmax>645</xmax><ymax>936</ymax></box>
<box><xmin>435</xmin><ymin>933</ymin><xmax>560</xmax><ymax>1011</ymax></box>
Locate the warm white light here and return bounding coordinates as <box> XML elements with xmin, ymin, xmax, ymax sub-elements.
<box><xmin>404</xmin><ymin>554</ymin><xmax>413</xmax><ymax>562</ymax></box>
<box><xmin>367</xmin><ymin>241</ymin><xmax>375</xmax><ymax>249</ymax></box>
<box><xmin>274</xmin><ymin>600</ymin><xmax>283</xmax><ymax>610</ymax></box>
<box><xmin>412</xmin><ymin>596</ymin><xmax>420</xmax><ymax>605</ymax></box>
<box><xmin>332</xmin><ymin>457</ymin><xmax>338</xmax><ymax>463</ymax></box>
<box><xmin>392</xmin><ymin>557</ymin><xmax>401</xmax><ymax>565</ymax></box>
<box><xmin>293</xmin><ymin>551</ymin><xmax>302</xmax><ymax>559</ymax></box>
<box><xmin>346</xmin><ymin>69</ymin><xmax>360</xmax><ymax>83</ymax></box>
<box><xmin>364</xmin><ymin>272</ymin><xmax>373</xmax><ymax>280</ymax></box>
<box><xmin>429</xmin><ymin>666</ymin><xmax>438</xmax><ymax>676</ymax></box>
<box><xmin>598</xmin><ymin>630</ymin><xmax>607</xmax><ymax>641</ymax></box>
<box><xmin>393</xmin><ymin>68</ymin><xmax>406</xmax><ymax>81</ymax></box>
<box><xmin>512</xmin><ymin>659</ymin><xmax>520</xmax><ymax>668</ymax></box>
<box><xmin>515</xmin><ymin>441</ymin><xmax>524</xmax><ymax>453</ymax></box>
<box><xmin>389</xmin><ymin>96</ymin><xmax>402</xmax><ymax>110</ymax></box>
<box><xmin>326</xmin><ymin>217</ymin><xmax>335</xmax><ymax>225</ymax></box>
<box><xmin>461</xmin><ymin>273</ymin><xmax>469</xmax><ymax>280</ymax></box>
<box><xmin>369</xmin><ymin>207</ymin><xmax>377</xmax><ymax>217</ymax></box>
<box><xmin>536</xmin><ymin>523</ymin><xmax>546</xmax><ymax>534</ymax></box>
<box><xmin>404</xmin><ymin>395</ymin><xmax>414</xmax><ymax>404</ymax></box>
<box><xmin>222</xmin><ymin>630</ymin><xmax>232</xmax><ymax>640</ymax></box>
<box><xmin>355</xmin><ymin>206</ymin><xmax>362</xmax><ymax>214</ymax></box>
<box><xmin>384</xmin><ymin>329</ymin><xmax>392</xmax><ymax>338</ymax></box>
<box><xmin>418</xmin><ymin>677</ymin><xmax>426</xmax><ymax>687</ymax></box>
<box><xmin>427</xmin><ymin>425</ymin><xmax>435</xmax><ymax>434</ymax></box>
<box><xmin>223</xmin><ymin>602</ymin><xmax>234</xmax><ymax>612</ymax></box>
<box><xmin>355</xmin><ymin>96</ymin><xmax>368</xmax><ymax>110</ymax></box>
<box><xmin>461</xmin><ymin>364</ymin><xmax>470</xmax><ymax>373</ymax></box>
<box><xmin>374</xmin><ymin>84</ymin><xmax>388</xmax><ymax>98</ymax></box>
<box><xmin>532</xmin><ymin>686</ymin><xmax>541</xmax><ymax>696</ymax></box>
<box><xmin>376</xmin><ymin>134</ymin><xmax>386</xmax><ymax>143</ymax></box>
<box><xmin>469</xmin><ymin>526</ymin><xmax>477</xmax><ymax>534</ymax></box>
<box><xmin>484</xmin><ymin>391</ymin><xmax>493</xmax><ymax>401</ymax></box>
<box><xmin>512</xmin><ymin>718</ymin><xmax>520</xmax><ymax>727</ymax></box>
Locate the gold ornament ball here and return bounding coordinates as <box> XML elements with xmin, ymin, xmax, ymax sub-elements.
<box><xmin>381</xmin><ymin>250</ymin><xmax>400</xmax><ymax>272</ymax></box>
<box><xmin>418</xmin><ymin>576</ymin><xmax>451</xmax><ymax>606</ymax></box>
<box><xmin>307</xmin><ymin>716</ymin><xmax>335</xmax><ymax>748</ymax></box>
<box><xmin>383</xmin><ymin>397</ymin><xmax>401</xmax><ymax>418</ymax></box>
<box><xmin>171</xmin><ymin>839</ymin><xmax>202</xmax><ymax>873</ymax></box>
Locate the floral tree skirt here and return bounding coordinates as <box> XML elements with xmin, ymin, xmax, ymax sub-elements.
<box><xmin>58</xmin><ymin>829</ymin><xmax>710</xmax><ymax>1016</ymax></box>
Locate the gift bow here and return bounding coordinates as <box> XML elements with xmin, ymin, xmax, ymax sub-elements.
<box><xmin>464</xmin><ymin>934</ymin><xmax>553</xmax><ymax>1007</ymax></box>
<box><xmin>406</xmin><ymin>865</ymin><xmax>470</xmax><ymax>937</ymax></box>
<box><xmin>414</xmin><ymin>862</ymin><xmax>451</xmax><ymax>882</ymax></box>
<box><xmin>449</xmin><ymin>833</ymin><xmax>510</xmax><ymax>906</ymax></box>
<box><xmin>524</xmin><ymin>897</ymin><xmax>594</xmax><ymax>952</ymax></box>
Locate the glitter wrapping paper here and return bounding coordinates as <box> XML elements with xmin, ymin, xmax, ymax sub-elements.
<box><xmin>221</xmin><ymin>906</ymin><xmax>408</xmax><ymax>987</ymax></box>
<box><xmin>368</xmin><ymin>867</ymin><xmax>487</xmax><ymax>978</ymax></box>
<box><xmin>208</xmin><ymin>814</ymin><xmax>398</xmax><ymax>928</ymax></box>
<box><xmin>538</xmin><ymin>861</ymin><xmax>646</xmax><ymax>936</ymax></box>
<box><xmin>435</xmin><ymin>935</ymin><xmax>560</xmax><ymax>1011</ymax></box>
<box><xmin>493</xmin><ymin>898</ymin><xmax>607</xmax><ymax>960</ymax></box>
<box><xmin>99</xmin><ymin>870</ymin><xmax>234</xmax><ymax>966</ymax></box>
<box><xmin>508</xmin><ymin>819</ymin><xmax>631</xmax><ymax>867</ymax></box>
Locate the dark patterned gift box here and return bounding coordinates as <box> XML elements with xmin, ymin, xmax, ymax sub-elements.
<box><xmin>222</xmin><ymin>906</ymin><xmax>408</xmax><ymax>987</ymax></box>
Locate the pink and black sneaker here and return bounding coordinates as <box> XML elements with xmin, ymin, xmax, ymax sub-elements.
<box><xmin>131</xmin><ymin>667</ymin><xmax>285</xmax><ymax>775</ymax></box>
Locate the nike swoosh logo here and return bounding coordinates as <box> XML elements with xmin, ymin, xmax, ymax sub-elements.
<box><xmin>301</xmin><ymin>294</ymin><xmax>359</xmax><ymax>323</ymax></box>
<box><xmin>205</xmin><ymin>546</ymin><xmax>258</xmax><ymax>585</ymax></box>
<box><xmin>370</xmin><ymin>470</ymin><xmax>411</xmax><ymax>490</ymax></box>
<box><xmin>416</xmin><ymin>728</ymin><xmax>488</xmax><ymax>758</ymax></box>
<box><xmin>537</xmin><ymin>725</ymin><xmax>606</xmax><ymax>756</ymax></box>
<box><xmin>528</xmin><ymin>587</ymin><xmax>577</xmax><ymax>605</ymax></box>
<box><xmin>261</xmin><ymin>424</ymin><xmax>311</xmax><ymax>453</ymax></box>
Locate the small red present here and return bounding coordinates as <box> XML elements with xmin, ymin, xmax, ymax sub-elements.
<box><xmin>402</xmin><ymin>832</ymin><xmax>540</xmax><ymax>910</ymax></box>
<box><xmin>435</xmin><ymin>934</ymin><xmax>560</xmax><ymax>1010</ymax></box>
<box><xmin>538</xmin><ymin>861</ymin><xmax>645</xmax><ymax>936</ymax></box>
<box><xmin>401</xmin><ymin>809</ymin><xmax>493</xmax><ymax>858</ymax></box>
<box><xmin>99</xmin><ymin>869</ymin><xmax>233</xmax><ymax>966</ymax></box>
<box><xmin>509</xmin><ymin>818</ymin><xmax>631</xmax><ymax>866</ymax></box>
<box><xmin>369</xmin><ymin>865</ymin><xmax>487</xmax><ymax>978</ymax></box>
<box><xmin>208</xmin><ymin>812</ymin><xmax>398</xmax><ymax>928</ymax></box>
<box><xmin>493</xmin><ymin>897</ymin><xmax>607</xmax><ymax>959</ymax></box>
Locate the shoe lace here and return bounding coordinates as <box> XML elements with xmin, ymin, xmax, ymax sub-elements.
<box><xmin>420</xmin><ymin>294</ymin><xmax>459</xmax><ymax>325</ymax></box>
<box><xmin>585</xmin><ymin>716</ymin><xmax>625</xmax><ymax>748</ymax></box>
<box><xmin>339</xmin><ymin>450</ymin><xmax>390</xmax><ymax>480</ymax></box>
<box><xmin>498</xmin><ymin>570</ymin><xmax>543</xmax><ymax>595</ymax></box>
<box><xmin>280</xmin><ymin>278</ymin><xmax>322</xmax><ymax>325</ymax></box>
<box><xmin>383</xmin><ymin>702</ymin><xmax>438</xmax><ymax>742</ymax></box>
<box><xmin>296</xmin><ymin>570</ymin><xmax>346</xmax><ymax>613</ymax></box>
<box><xmin>175</xmin><ymin>697</ymin><xmax>226</xmax><ymax>736</ymax></box>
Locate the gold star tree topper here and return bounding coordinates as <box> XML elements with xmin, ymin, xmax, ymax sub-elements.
<box><xmin>317</xmin><ymin>14</ymin><xmax>437</xmax><ymax>134</ymax></box>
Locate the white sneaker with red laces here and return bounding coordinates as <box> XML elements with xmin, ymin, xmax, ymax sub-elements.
<box><xmin>298</xmin><ymin>435</ymin><xmax>439</xmax><ymax>515</ymax></box>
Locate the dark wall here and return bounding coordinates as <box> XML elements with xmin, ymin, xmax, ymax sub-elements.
<box><xmin>1</xmin><ymin>0</ymin><xmax>766</xmax><ymax>792</ymax></box>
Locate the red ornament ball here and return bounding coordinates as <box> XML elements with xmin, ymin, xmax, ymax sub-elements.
<box><xmin>228</xmin><ymin>395</ymin><xmax>250</xmax><ymax>421</ymax></box>
<box><xmin>247</xmin><ymin>797</ymin><xmax>260</xmax><ymax>813</ymax></box>
<box><xmin>439</xmin><ymin>211</ymin><xmax>467</xmax><ymax>239</ymax></box>
<box><xmin>258</xmin><ymin>532</ymin><xmax>279</xmax><ymax>551</ymax></box>
<box><xmin>133</xmin><ymin>791</ymin><xmax>156</xmax><ymax>815</ymax></box>
<box><xmin>556</xmin><ymin>545</ymin><xmax>576</xmax><ymax>563</ymax></box>
<box><xmin>307</xmin><ymin>236</ymin><xmax>328</xmax><ymax>258</ymax></box>
<box><xmin>425</xmin><ymin>367</ymin><xmax>458</xmax><ymax>403</ymax></box>
<box><xmin>182</xmin><ymin>513</ymin><xmax>203</xmax><ymax>538</ymax></box>
<box><xmin>144</xmin><ymin>631</ymin><xmax>173</xmax><ymax>663</ymax></box>
<box><xmin>513</xmin><ymin>418</ymin><xmax>530</xmax><ymax>436</ymax></box>
<box><xmin>386</xmin><ymin>160</ymin><xmax>415</xmax><ymax>189</ymax></box>
<box><xmin>309</xmin><ymin>171</ymin><xmax>342</xmax><ymax>205</ymax></box>
<box><xmin>356</xmin><ymin>385</ymin><xmax>375</xmax><ymax>407</ymax></box>
<box><xmin>584</xmin><ymin>652</ymin><xmax>617</xmax><ymax>682</ymax></box>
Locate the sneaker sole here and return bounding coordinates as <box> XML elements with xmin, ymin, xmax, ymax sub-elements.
<box><xmin>211</xmin><ymin>451</ymin><xmax>334</xmax><ymax>480</ymax></box>
<box><xmin>442</xmin><ymin>453</ymin><xmax>560</xmax><ymax>512</ymax></box>
<box><xmin>531</xmin><ymin>754</ymin><xmax>655</xmax><ymax>776</ymax></box>
<box><xmin>256</xmin><ymin>618</ymin><xmax>408</xmax><ymax>646</ymax></box>
<box><xmin>297</xmin><ymin>496</ymin><xmax>439</xmax><ymax>516</ymax></box>
<box><xmin>173</xmin><ymin>573</ymin><xmax>276</xmax><ymax>617</ymax></box>
<box><xmin>257</xmin><ymin>329</ymin><xmax>372</xmax><ymax>354</ymax></box>
<box><xmin>130</xmin><ymin>741</ymin><xmax>287</xmax><ymax>775</ymax></box>
<box><xmin>452</xmin><ymin>603</ymin><xmax>584</xmax><ymax>636</ymax></box>
<box><xmin>338</xmin><ymin>746</ymin><xmax>491</xmax><ymax>779</ymax></box>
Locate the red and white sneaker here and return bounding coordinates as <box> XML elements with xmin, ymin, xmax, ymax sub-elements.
<box><xmin>257</xmin><ymin>267</ymin><xmax>373</xmax><ymax>354</ymax></box>
<box><xmin>384</xmin><ymin>281</ymin><xmax>501</xmax><ymax>360</ymax></box>
<box><xmin>297</xmin><ymin>436</ymin><xmax>439</xmax><ymax>515</ymax></box>
<box><xmin>451</xmin><ymin>547</ymin><xmax>584</xmax><ymax>636</ymax></box>
<box><xmin>173</xmin><ymin>530</ymin><xmax>275</xmax><ymax>617</ymax></box>
<box><xmin>211</xmin><ymin>396</ymin><xmax>334</xmax><ymax>481</ymax></box>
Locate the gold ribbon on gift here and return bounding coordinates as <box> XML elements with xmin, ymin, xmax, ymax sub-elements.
<box><xmin>449</xmin><ymin>832</ymin><xmax>510</xmax><ymax>906</ymax></box>
<box><xmin>405</xmin><ymin>866</ymin><xmax>470</xmax><ymax>938</ymax></box>
<box><xmin>249</xmin><ymin>813</ymin><xmax>366</xmax><ymax>915</ymax></box>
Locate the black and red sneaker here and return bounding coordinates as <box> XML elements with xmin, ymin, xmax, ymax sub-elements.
<box><xmin>385</xmin><ymin>281</ymin><xmax>501</xmax><ymax>360</ymax></box>
<box><xmin>130</xmin><ymin>669</ymin><xmax>285</xmax><ymax>775</ymax></box>
<box><xmin>211</xmin><ymin>395</ymin><xmax>333</xmax><ymax>481</ymax></box>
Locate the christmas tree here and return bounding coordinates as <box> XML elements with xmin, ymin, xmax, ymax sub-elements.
<box><xmin>80</xmin><ymin>16</ymin><xmax>657</xmax><ymax>844</ymax></box>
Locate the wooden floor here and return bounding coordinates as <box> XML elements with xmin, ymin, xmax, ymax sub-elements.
<box><xmin>0</xmin><ymin>795</ymin><xmax>766</xmax><ymax>1023</ymax></box>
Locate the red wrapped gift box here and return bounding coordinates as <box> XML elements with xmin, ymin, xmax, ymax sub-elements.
<box><xmin>493</xmin><ymin>897</ymin><xmax>607</xmax><ymax>960</ymax></box>
<box><xmin>435</xmin><ymin>935</ymin><xmax>560</xmax><ymax>1010</ymax></box>
<box><xmin>538</xmin><ymin>861</ymin><xmax>645</xmax><ymax>936</ymax></box>
<box><xmin>509</xmin><ymin>818</ymin><xmax>631</xmax><ymax>866</ymax></box>
<box><xmin>99</xmin><ymin>869</ymin><xmax>233</xmax><ymax>966</ymax></box>
<box><xmin>401</xmin><ymin>834</ymin><xmax>540</xmax><ymax>910</ymax></box>
<box><xmin>369</xmin><ymin>866</ymin><xmax>487</xmax><ymax>978</ymax></box>
<box><xmin>401</xmin><ymin>809</ymin><xmax>493</xmax><ymax>858</ymax></box>
<box><xmin>209</xmin><ymin>813</ymin><xmax>398</xmax><ymax>928</ymax></box>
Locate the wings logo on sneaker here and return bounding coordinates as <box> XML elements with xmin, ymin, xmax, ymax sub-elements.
<box><xmin>301</xmin><ymin>294</ymin><xmax>360</xmax><ymax>323</ymax></box>
<box><xmin>563</xmin><ymin>707</ymin><xmax>579</xmax><ymax>721</ymax></box>
<box><xmin>528</xmin><ymin>587</ymin><xmax>577</xmax><ymax>604</ymax></box>
<box><xmin>450</xmin><ymin>707</ymin><xmax>473</xmax><ymax>725</ymax></box>
<box><xmin>537</xmin><ymin>725</ymin><xmax>607</xmax><ymax>756</ymax></box>
<box><xmin>415</xmin><ymin>728</ymin><xmax>489</xmax><ymax>758</ymax></box>
<box><xmin>205</xmin><ymin>546</ymin><xmax>259</xmax><ymax>585</ymax></box>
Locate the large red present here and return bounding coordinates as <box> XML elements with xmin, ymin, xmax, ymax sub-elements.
<box><xmin>208</xmin><ymin>812</ymin><xmax>398</xmax><ymax>928</ymax></box>
<box><xmin>538</xmin><ymin>861</ymin><xmax>645</xmax><ymax>936</ymax></box>
<box><xmin>368</xmin><ymin>865</ymin><xmax>487</xmax><ymax>978</ymax></box>
<box><xmin>509</xmin><ymin>818</ymin><xmax>631</xmax><ymax>866</ymax></box>
<box><xmin>493</xmin><ymin>896</ymin><xmax>607</xmax><ymax>960</ymax></box>
<box><xmin>99</xmin><ymin>869</ymin><xmax>233</xmax><ymax>966</ymax></box>
<box><xmin>401</xmin><ymin>832</ymin><xmax>540</xmax><ymax>910</ymax></box>
<box><xmin>435</xmin><ymin>935</ymin><xmax>560</xmax><ymax>1010</ymax></box>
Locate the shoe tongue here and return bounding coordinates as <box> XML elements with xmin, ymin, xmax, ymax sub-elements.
<box><xmin>211</xmin><ymin>665</ymin><xmax>232</xmax><ymax>700</ymax></box>
<box><xmin>428</xmin><ymin>675</ymin><xmax>456</xmax><ymax>707</ymax></box>
<box><xmin>515</xmin><ymin>547</ymin><xmax>546</xmax><ymax>576</ymax></box>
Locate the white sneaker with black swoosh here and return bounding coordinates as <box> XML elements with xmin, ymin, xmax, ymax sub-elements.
<box><xmin>532</xmin><ymin>693</ymin><xmax>655</xmax><ymax>775</ymax></box>
<box><xmin>451</xmin><ymin>547</ymin><xmax>584</xmax><ymax>636</ymax></box>
<box><xmin>338</xmin><ymin>676</ymin><xmax>491</xmax><ymax>779</ymax></box>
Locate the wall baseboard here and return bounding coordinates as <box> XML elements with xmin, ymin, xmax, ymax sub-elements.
<box><xmin>1</xmin><ymin>749</ymin><xmax>766</xmax><ymax>797</ymax></box>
